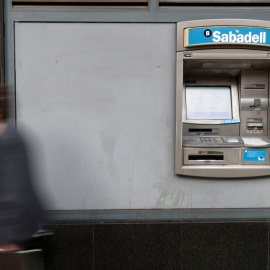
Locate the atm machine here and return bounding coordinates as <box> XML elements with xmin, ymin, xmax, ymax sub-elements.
<box><xmin>175</xmin><ymin>19</ymin><xmax>270</xmax><ymax>178</ymax></box>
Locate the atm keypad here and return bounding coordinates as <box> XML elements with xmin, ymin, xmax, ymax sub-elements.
<box><xmin>200</xmin><ymin>137</ymin><xmax>224</xmax><ymax>144</ymax></box>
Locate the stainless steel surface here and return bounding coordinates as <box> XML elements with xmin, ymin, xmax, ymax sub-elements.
<box><xmin>176</xmin><ymin>19</ymin><xmax>270</xmax><ymax>178</ymax></box>
<box><xmin>240</xmin><ymin>98</ymin><xmax>268</xmax><ymax>111</ymax></box>
<box><xmin>182</xmin><ymin>123</ymin><xmax>239</xmax><ymax>136</ymax></box>
<box><xmin>183</xmin><ymin>148</ymin><xmax>229</xmax><ymax>165</ymax></box>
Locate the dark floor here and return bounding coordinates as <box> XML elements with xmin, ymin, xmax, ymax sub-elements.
<box><xmin>42</xmin><ymin>221</ymin><xmax>269</xmax><ymax>270</ymax></box>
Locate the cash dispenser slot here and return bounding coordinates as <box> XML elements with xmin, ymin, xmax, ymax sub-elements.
<box><xmin>184</xmin><ymin>148</ymin><xmax>229</xmax><ymax>165</ymax></box>
<box><xmin>188</xmin><ymin>154</ymin><xmax>224</xmax><ymax>161</ymax></box>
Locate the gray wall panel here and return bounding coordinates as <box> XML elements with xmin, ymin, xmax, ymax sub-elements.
<box><xmin>14</xmin><ymin>22</ymin><xmax>270</xmax><ymax>210</ymax></box>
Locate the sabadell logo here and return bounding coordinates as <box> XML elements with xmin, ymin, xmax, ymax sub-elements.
<box><xmin>204</xmin><ymin>29</ymin><xmax>266</xmax><ymax>44</ymax></box>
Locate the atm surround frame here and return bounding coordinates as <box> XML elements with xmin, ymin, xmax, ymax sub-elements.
<box><xmin>176</xmin><ymin>21</ymin><xmax>270</xmax><ymax>178</ymax></box>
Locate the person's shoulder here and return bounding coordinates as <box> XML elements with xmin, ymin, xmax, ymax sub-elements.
<box><xmin>1</xmin><ymin>124</ymin><xmax>25</xmax><ymax>145</ymax></box>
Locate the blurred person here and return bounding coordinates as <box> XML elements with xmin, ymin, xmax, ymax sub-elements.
<box><xmin>0</xmin><ymin>84</ymin><xmax>45</xmax><ymax>252</ymax></box>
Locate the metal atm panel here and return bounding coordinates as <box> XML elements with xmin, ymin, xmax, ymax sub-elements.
<box><xmin>175</xmin><ymin>19</ymin><xmax>270</xmax><ymax>178</ymax></box>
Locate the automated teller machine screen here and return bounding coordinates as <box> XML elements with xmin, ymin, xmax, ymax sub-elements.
<box><xmin>175</xmin><ymin>19</ymin><xmax>270</xmax><ymax>178</ymax></box>
<box><xmin>185</xmin><ymin>86</ymin><xmax>232</xmax><ymax>121</ymax></box>
<box><xmin>183</xmin><ymin>79</ymin><xmax>238</xmax><ymax>124</ymax></box>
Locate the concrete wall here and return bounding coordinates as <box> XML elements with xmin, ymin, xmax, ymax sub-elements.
<box><xmin>15</xmin><ymin>22</ymin><xmax>270</xmax><ymax>210</ymax></box>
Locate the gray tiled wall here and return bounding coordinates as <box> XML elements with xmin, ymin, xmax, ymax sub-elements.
<box><xmin>42</xmin><ymin>221</ymin><xmax>269</xmax><ymax>270</ymax></box>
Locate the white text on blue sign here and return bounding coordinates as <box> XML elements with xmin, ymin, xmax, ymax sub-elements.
<box><xmin>185</xmin><ymin>26</ymin><xmax>270</xmax><ymax>47</ymax></box>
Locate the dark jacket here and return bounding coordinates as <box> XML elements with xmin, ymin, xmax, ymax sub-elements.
<box><xmin>0</xmin><ymin>124</ymin><xmax>45</xmax><ymax>244</ymax></box>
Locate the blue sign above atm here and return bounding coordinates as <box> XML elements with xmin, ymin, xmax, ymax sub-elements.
<box><xmin>184</xmin><ymin>26</ymin><xmax>270</xmax><ymax>47</ymax></box>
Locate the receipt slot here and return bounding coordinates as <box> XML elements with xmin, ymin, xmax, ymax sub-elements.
<box><xmin>175</xmin><ymin>19</ymin><xmax>270</xmax><ymax>178</ymax></box>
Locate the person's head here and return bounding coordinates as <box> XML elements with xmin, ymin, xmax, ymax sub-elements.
<box><xmin>0</xmin><ymin>84</ymin><xmax>8</xmax><ymax>122</ymax></box>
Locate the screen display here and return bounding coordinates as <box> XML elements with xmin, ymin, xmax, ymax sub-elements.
<box><xmin>186</xmin><ymin>86</ymin><xmax>232</xmax><ymax>120</ymax></box>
